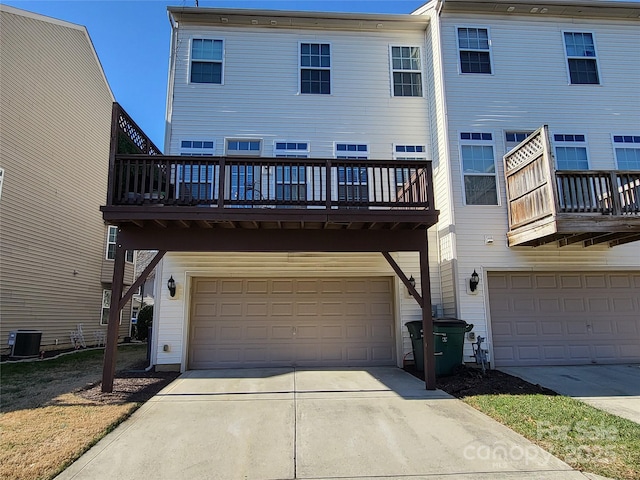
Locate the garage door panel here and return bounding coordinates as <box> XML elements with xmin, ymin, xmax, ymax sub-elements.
<box><xmin>189</xmin><ymin>277</ymin><xmax>395</xmax><ymax>368</ymax></box>
<box><xmin>489</xmin><ymin>271</ymin><xmax>640</xmax><ymax>367</ymax></box>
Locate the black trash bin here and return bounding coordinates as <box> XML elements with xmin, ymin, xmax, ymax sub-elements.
<box><xmin>405</xmin><ymin>319</ymin><xmax>473</xmax><ymax>376</ymax></box>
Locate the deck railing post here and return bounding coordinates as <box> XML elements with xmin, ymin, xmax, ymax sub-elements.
<box><xmin>325</xmin><ymin>160</ymin><xmax>332</xmax><ymax>209</ymax></box>
<box><xmin>609</xmin><ymin>171</ymin><xmax>622</xmax><ymax>216</ymax></box>
<box><xmin>218</xmin><ymin>157</ymin><xmax>226</xmax><ymax>208</ymax></box>
<box><xmin>102</xmin><ymin>237</ymin><xmax>126</xmax><ymax>393</ymax></box>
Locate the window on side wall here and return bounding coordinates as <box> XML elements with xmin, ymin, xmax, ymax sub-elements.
<box><xmin>390</xmin><ymin>46</ymin><xmax>423</xmax><ymax>97</ymax></box>
<box><xmin>613</xmin><ymin>135</ymin><xmax>640</xmax><ymax>170</ymax></box>
<box><xmin>457</xmin><ymin>27</ymin><xmax>492</xmax><ymax>74</ymax></box>
<box><xmin>460</xmin><ymin>133</ymin><xmax>498</xmax><ymax>205</ymax></box>
<box><xmin>190</xmin><ymin>38</ymin><xmax>223</xmax><ymax>84</ymax></box>
<box><xmin>563</xmin><ymin>32</ymin><xmax>599</xmax><ymax>85</ymax></box>
<box><xmin>554</xmin><ymin>134</ymin><xmax>589</xmax><ymax>170</ymax></box>
<box><xmin>335</xmin><ymin>143</ymin><xmax>368</xmax><ymax>202</ymax></box>
<box><xmin>300</xmin><ymin>43</ymin><xmax>331</xmax><ymax>94</ymax></box>
<box><xmin>106</xmin><ymin>226</ymin><xmax>134</xmax><ymax>262</ymax></box>
<box><xmin>100</xmin><ymin>289</ymin><xmax>122</xmax><ymax>326</ymax></box>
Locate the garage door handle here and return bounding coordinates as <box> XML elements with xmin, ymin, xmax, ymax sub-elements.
<box><xmin>292</xmin><ymin>327</ymin><xmax>297</xmax><ymax>335</ymax></box>
<box><xmin>435</xmin><ymin>352</ymin><xmax>443</xmax><ymax>356</ymax></box>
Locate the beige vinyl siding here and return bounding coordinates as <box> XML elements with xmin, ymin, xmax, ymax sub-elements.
<box><xmin>152</xmin><ymin>252</ymin><xmax>440</xmax><ymax>370</ymax></box>
<box><xmin>167</xmin><ymin>26</ymin><xmax>431</xmax><ymax>159</ymax></box>
<box><xmin>0</xmin><ymin>7</ymin><xmax>131</xmax><ymax>351</ymax></box>
<box><xmin>433</xmin><ymin>12</ymin><xmax>640</xmax><ymax>361</ymax></box>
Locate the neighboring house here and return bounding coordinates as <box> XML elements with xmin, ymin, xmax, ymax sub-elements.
<box><xmin>415</xmin><ymin>0</ymin><xmax>640</xmax><ymax>366</ymax></box>
<box><xmin>100</xmin><ymin>0</ymin><xmax>639</xmax><ymax>390</ymax></box>
<box><xmin>131</xmin><ymin>250</ymin><xmax>157</xmax><ymax>323</ymax></box>
<box><xmin>0</xmin><ymin>5</ymin><xmax>134</xmax><ymax>354</ymax></box>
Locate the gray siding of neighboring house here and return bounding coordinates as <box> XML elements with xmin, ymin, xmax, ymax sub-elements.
<box><xmin>0</xmin><ymin>6</ymin><xmax>132</xmax><ymax>352</ymax></box>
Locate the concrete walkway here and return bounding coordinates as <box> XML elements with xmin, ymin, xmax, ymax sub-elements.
<box><xmin>500</xmin><ymin>364</ymin><xmax>640</xmax><ymax>425</ymax></box>
<box><xmin>57</xmin><ymin>367</ymin><xmax>596</xmax><ymax>480</ymax></box>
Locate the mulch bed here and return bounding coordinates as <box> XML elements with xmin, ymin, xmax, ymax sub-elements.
<box><xmin>404</xmin><ymin>364</ymin><xmax>558</xmax><ymax>398</ymax></box>
<box><xmin>77</xmin><ymin>362</ymin><xmax>181</xmax><ymax>405</ymax></box>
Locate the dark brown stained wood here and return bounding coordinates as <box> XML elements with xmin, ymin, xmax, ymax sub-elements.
<box><xmin>382</xmin><ymin>252</ymin><xmax>423</xmax><ymax>307</ymax></box>
<box><xmin>419</xmin><ymin>241</ymin><xmax>435</xmax><ymax>390</ymax></box>
<box><xmin>117</xmin><ymin>250</ymin><xmax>166</xmax><ymax>311</ymax></box>
<box><xmin>504</xmin><ymin>126</ymin><xmax>640</xmax><ymax>248</ymax></box>
<box><xmin>102</xmin><ymin>244</ymin><xmax>125</xmax><ymax>393</ymax></box>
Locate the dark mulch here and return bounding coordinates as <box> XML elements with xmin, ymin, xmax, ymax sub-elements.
<box><xmin>77</xmin><ymin>361</ymin><xmax>180</xmax><ymax>405</ymax></box>
<box><xmin>404</xmin><ymin>364</ymin><xmax>558</xmax><ymax>398</ymax></box>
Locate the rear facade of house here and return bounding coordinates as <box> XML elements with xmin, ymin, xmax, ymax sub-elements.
<box><xmin>0</xmin><ymin>5</ymin><xmax>134</xmax><ymax>354</ymax></box>
<box><xmin>113</xmin><ymin>0</ymin><xmax>638</xmax><ymax>374</ymax></box>
<box><xmin>418</xmin><ymin>0</ymin><xmax>640</xmax><ymax>367</ymax></box>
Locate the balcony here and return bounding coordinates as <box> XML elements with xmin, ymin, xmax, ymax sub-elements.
<box><xmin>101</xmin><ymin>104</ymin><xmax>438</xmax><ymax>231</ymax></box>
<box><xmin>504</xmin><ymin>126</ymin><xmax>640</xmax><ymax>247</ymax></box>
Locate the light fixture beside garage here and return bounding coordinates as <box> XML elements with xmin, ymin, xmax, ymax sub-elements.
<box><xmin>167</xmin><ymin>276</ymin><xmax>176</xmax><ymax>297</ymax></box>
<box><xmin>408</xmin><ymin>275</ymin><xmax>416</xmax><ymax>296</ymax></box>
<box><xmin>469</xmin><ymin>270</ymin><xmax>480</xmax><ymax>292</ymax></box>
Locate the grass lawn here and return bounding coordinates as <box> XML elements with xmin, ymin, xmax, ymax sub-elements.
<box><xmin>0</xmin><ymin>344</ymin><xmax>149</xmax><ymax>480</ymax></box>
<box><xmin>464</xmin><ymin>393</ymin><xmax>640</xmax><ymax>480</ymax></box>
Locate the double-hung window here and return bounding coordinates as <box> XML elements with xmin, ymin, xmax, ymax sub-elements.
<box><xmin>178</xmin><ymin>140</ymin><xmax>216</xmax><ymax>202</ymax></box>
<box><xmin>190</xmin><ymin>39</ymin><xmax>223</xmax><ymax>84</ymax></box>
<box><xmin>300</xmin><ymin>43</ymin><xmax>330</xmax><ymax>94</ymax></box>
<box><xmin>390</xmin><ymin>46</ymin><xmax>422</xmax><ymax>97</ymax></box>
<box><xmin>274</xmin><ymin>142</ymin><xmax>309</xmax><ymax>202</ymax></box>
<box><xmin>554</xmin><ymin>134</ymin><xmax>589</xmax><ymax>170</ymax></box>
<box><xmin>394</xmin><ymin>145</ymin><xmax>426</xmax><ymax>187</ymax></box>
<box><xmin>457</xmin><ymin>27</ymin><xmax>492</xmax><ymax>74</ymax></box>
<box><xmin>563</xmin><ymin>32</ymin><xmax>599</xmax><ymax>85</ymax></box>
<box><xmin>335</xmin><ymin>143</ymin><xmax>368</xmax><ymax>202</ymax></box>
<box><xmin>613</xmin><ymin>135</ymin><xmax>640</xmax><ymax>170</ymax></box>
<box><xmin>460</xmin><ymin>133</ymin><xmax>498</xmax><ymax>205</ymax></box>
<box><xmin>105</xmin><ymin>226</ymin><xmax>134</xmax><ymax>262</ymax></box>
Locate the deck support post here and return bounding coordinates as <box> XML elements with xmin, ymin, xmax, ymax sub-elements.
<box><xmin>102</xmin><ymin>238</ymin><xmax>126</xmax><ymax>393</ymax></box>
<box><xmin>419</xmin><ymin>239</ymin><xmax>436</xmax><ymax>390</ymax></box>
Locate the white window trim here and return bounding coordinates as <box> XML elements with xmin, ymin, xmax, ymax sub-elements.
<box><xmin>105</xmin><ymin>226</ymin><xmax>118</xmax><ymax>261</ymax></box>
<box><xmin>0</xmin><ymin>167</ymin><xmax>4</xmax><ymax>201</ymax></box>
<box><xmin>392</xmin><ymin>143</ymin><xmax>427</xmax><ymax>160</ymax></box>
<box><xmin>552</xmin><ymin>133</ymin><xmax>590</xmax><ymax>170</ymax></box>
<box><xmin>503</xmin><ymin>130</ymin><xmax>535</xmax><ymax>154</ymax></box>
<box><xmin>179</xmin><ymin>138</ymin><xmax>216</xmax><ymax>156</ymax></box>
<box><xmin>100</xmin><ymin>289</ymin><xmax>123</xmax><ymax>326</ymax></box>
<box><xmin>611</xmin><ymin>133</ymin><xmax>640</xmax><ymax>170</ymax></box>
<box><xmin>334</xmin><ymin>142</ymin><xmax>369</xmax><ymax>159</ymax></box>
<box><xmin>458</xmin><ymin>132</ymin><xmax>500</xmax><ymax>206</ymax></box>
<box><xmin>225</xmin><ymin>138</ymin><xmax>263</xmax><ymax>156</ymax></box>
<box><xmin>273</xmin><ymin>140</ymin><xmax>310</xmax><ymax>158</ymax></box>
<box><xmin>188</xmin><ymin>36</ymin><xmax>225</xmax><ymax>86</ymax></box>
<box><xmin>561</xmin><ymin>30</ymin><xmax>601</xmax><ymax>86</ymax></box>
<box><xmin>455</xmin><ymin>25</ymin><xmax>494</xmax><ymax>75</ymax></box>
<box><xmin>298</xmin><ymin>41</ymin><xmax>332</xmax><ymax>95</ymax></box>
<box><xmin>388</xmin><ymin>45</ymin><xmax>425</xmax><ymax>98</ymax></box>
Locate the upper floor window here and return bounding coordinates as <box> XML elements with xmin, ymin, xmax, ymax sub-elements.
<box><xmin>460</xmin><ymin>132</ymin><xmax>498</xmax><ymax>205</ymax></box>
<box><xmin>191</xmin><ymin>38</ymin><xmax>223</xmax><ymax>84</ymax></box>
<box><xmin>180</xmin><ymin>140</ymin><xmax>215</xmax><ymax>156</ymax></box>
<box><xmin>300</xmin><ymin>43</ymin><xmax>331</xmax><ymax>94</ymax></box>
<box><xmin>394</xmin><ymin>145</ymin><xmax>426</xmax><ymax>186</ymax></box>
<box><xmin>457</xmin><ymin>27</ymin><xmax>492</xmax><ymax>74</ymax></box>
<box><xmin>274</xmin><ymin>142</ymin><xmax>309</xmax><ymax>158</ymax></box>
<box><xmin>106</xmin><ymin>226</ymin><xmax>134</xmax><ymax>262</ymax></box>
<box><xmin>226</xmin><ymin>139</ymin><xmax>262</xmax><ymax>155</ymax></box>
<box><xmin>614</xmin><ymin>135</ymin><xmax>640</xmax><ymax>170</ymax></box>
<box><xmin>563</xmin><ymin>32</ymin><xmax>599</xmax><ymax>85</ymax></box>
<box><xmin>554</xmin><ymin>134</ymin><xmax>589</xmax><ymax>170</ymax></box>
<box><xmin>390</xmin><ymin>46</ymin><xmax>422</xmax><ymax>97</ymax></box>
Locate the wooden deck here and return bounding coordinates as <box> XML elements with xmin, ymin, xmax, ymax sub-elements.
<box><xmin>102</xmin><ymin>103</ymin><xmax>438</xmax><ymax>231</ymax></box>
<box><xmin>504</xmin><ymin>126</ymin><xmax>640</xmax><ymax>247</ymax></box>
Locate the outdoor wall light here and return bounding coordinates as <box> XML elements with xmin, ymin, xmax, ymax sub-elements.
<box><xmin>167</xmin><ymin>276</ymin><xmax>176</xmax><ymax>297</ymax></box>
<box><xmin>470</xmin><ymin>270</ymin><xmax>480</xmax><ymax>292</ymax></box>
<box><xmin>408</xmin><ymin>275</ymin><xmax>416</xmax><ymax>296</ymax></box>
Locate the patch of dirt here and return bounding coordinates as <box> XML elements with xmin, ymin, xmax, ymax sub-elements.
<box><xmin>77</xmin><ymin>363</ymin><xmax>180</xmax><ymax>405</ymax></box>
<box><xmin>404</xmin><ymin>364</ymin><xmax>558</xmax><ymax>397</ymax></box>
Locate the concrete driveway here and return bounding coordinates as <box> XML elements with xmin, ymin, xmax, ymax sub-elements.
<box><xmin>500</xmin><ymin>364</ymin><xmax>640</xmax><ymax>424</ymax></box>
<box><xmin>57</xmin><ymin>367</ymin><xmax>595</xmax><ymax>480</ymax></box>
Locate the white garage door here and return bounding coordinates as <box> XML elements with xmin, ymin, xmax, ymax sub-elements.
<box><xmin>488</xmin><ymin>272</ymin><xmax>640</xmax><ymax>367</ymax></box>
<box><xmin>189</xmin><ymin>277</ymin><xmax>395</xmax><ymax>368</ymax></box>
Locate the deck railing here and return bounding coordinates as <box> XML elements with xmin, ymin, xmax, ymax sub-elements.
<box><xmin>556</xmin><ymin>171</ymin><xmax>640</xmax><ymax>215</ymax></box>
<box><xmin>109</xmin><ymin>155</ymin><xmax>434</xmax><ymax>211</ymax></box>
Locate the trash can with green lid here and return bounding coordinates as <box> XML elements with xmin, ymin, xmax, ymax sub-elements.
<box><xmin>433</xmin><ymin>318</ymin><xmax>473</xmax><ymax>376</ymax></box>
<box><xmin>405</xmin><ymin>319</ymin><xmax>473</xmax><ymax>375</ymax></box>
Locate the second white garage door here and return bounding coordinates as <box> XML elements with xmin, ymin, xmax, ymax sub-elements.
<box><xmin>488</xmin><ymin>271</ymin><xmax>640</xmax><ymax>367</ymax></box>
<box><xmin>189</xmin><ymin>277</ymin><xmax>395</xmax><ymax>368</ymax></box>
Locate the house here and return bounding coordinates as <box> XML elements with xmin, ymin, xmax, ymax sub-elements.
<box><xmin>0</xmin><ymin>5</ymin><xmax>134</xmax><ymax>355</ymax></box>
<box><xmin>415</xmin><ymin>0</ymin><xmax>640</xmax><ymax>366</ymax></box>
<box><xmin>99</xmin><ymin>0</ymin><xmax>639</xmax><ymax>391</ymax></box>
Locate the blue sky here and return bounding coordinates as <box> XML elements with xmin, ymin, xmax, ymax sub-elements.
<box><xmin>3</xmin><ymin>0</ymin><xmax>428</xmax><ymax>148</ymax></box>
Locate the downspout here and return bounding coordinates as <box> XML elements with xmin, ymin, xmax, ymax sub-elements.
<box><xmin>164</xmin><ymin>11</ymin><xmax>179</xmax><ymax>154</ymax></box>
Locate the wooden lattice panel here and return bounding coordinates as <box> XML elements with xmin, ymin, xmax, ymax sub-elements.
<box><xmin>505</xmin><ymin>133</ymin><xmax>544</xmax><ymax>173</ymax></box>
